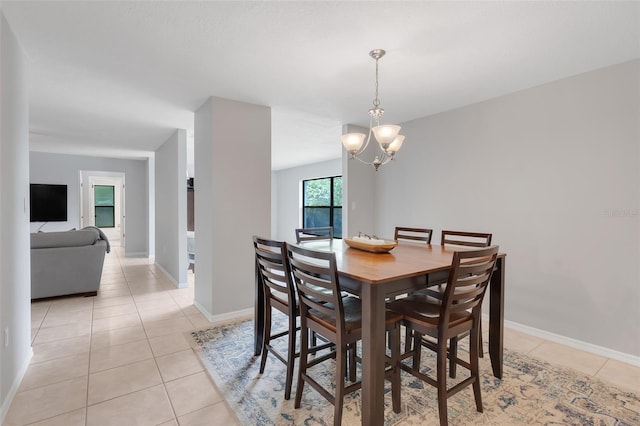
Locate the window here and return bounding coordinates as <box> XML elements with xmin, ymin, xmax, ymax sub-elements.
<box><xmin>94</xmin><ymin>185</ymin><xmax>115</xmax><ymax>228</ymax></box>
<box><xmin>302</xmin><ymin>176</ymin><xmax>342</xmax><ymax>238</ymax></box>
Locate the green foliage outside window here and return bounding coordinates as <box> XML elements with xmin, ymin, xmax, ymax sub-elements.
<box><xmin>302</xmin><ymin>176</ymin><xmax>342</xmax><ymax>238</ymax></box>
<box><xmin>94</xmin><ymin>185</ymin><xmax>115</xmax><ymax>228</ymax></box>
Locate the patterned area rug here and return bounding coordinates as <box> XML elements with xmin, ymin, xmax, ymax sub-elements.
<box><xmin>192</xmin><ymin>315</ymin><xmax>640</xmax><ymax>425</ymax></box>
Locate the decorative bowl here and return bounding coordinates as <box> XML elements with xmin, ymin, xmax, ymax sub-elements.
<box><xmin>344</xmin><ymin>238</ymin><xmax>397</xmax><ymax>253</ymax></box>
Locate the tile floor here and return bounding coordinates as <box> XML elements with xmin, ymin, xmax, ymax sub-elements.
<box><xmin>4</xmin><ymin>246</ymin><xmax>639</xmax><ymax>425</ymax></box>
<box><xmin>4</xmin><ymin>247</ymin><xmax>241</xmax><ymax>426</ymax></box>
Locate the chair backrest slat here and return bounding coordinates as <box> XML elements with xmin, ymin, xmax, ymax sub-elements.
<box><xmin>440</xmin><ymin>246</ymin><xmax>499</xmax><ymax>325</ymax></box>
<box><xmin>394</xmin><ymin>227</ymin><xmax>433</xmax><ymax>244</ymax></box>
<box><xmin>286</xmin><ymin>242</ymin><xmax>345</xmax><ymax>334</ymax></box>
<box><xmin>441</xmin><ymin>230</ymin><xmax>492</xmax><ymax>247</ymax></box>
<box><xmin>253</xmin><ymin>236</ymin><xmax>295</xmax><ymax>311</ymax></box>
<box><xmin>295</xmin><ymin>227</ymin><xmax>334</xmax><ymax>243</ymax></box>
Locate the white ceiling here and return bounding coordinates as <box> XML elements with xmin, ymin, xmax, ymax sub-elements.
<box><xmin>2</xmin><ymin>1</ymin><xmax>639</xmax><ymax>170</ymax></box>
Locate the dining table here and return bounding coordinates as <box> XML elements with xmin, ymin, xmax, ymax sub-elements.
<box><xmin>253</xmin><ymin>239</ymin><xmax>506</xmax><ymax>426</ymax></box>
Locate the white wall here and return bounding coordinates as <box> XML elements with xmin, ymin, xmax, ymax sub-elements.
<box><xmin>194</xmin><ymin>97</ymin><xmax>271</xmax><ymax>319</ymax></box>
<box><xmin>155</xmin><ymin>129</ymin><xmax>187</xmax><ymax>287</ymax></box>
<box><xmin>147</xmin><ymin>155</ymin><xmax>155</xmax><ymax>258</ymax></box>
<box><xmin>272</xmin><ymin>158</ymin><xmax>341</xmax><ymax>241</ymax></box>
<box><xmin>194</xmin><ymin>100</ymin><xmax>215</xmax><ymax>316</ymax></box>
<box><xmin>29</xmin><ymin>152</ymin><xmax>151</xmax><ymax>257</ymax></box>
<box><xmin>0</xmin><ymin>12</ymin><xmax>32</xmax><ymax>422</ymax></box>
<box><xmin>375</xmin><ymin>60</ymin><xmax>640</xmax><ymax>357</ymax></box>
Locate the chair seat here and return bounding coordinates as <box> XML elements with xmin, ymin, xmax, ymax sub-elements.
<box><xmin>310</xmin><ymin>297</ymin><xmax>403</xmax><ymax>333</ymax></box>
<box><xmin>388</xmin><ymin>295</ymin><xmax>470</xmax><ymax>331</ymax></box>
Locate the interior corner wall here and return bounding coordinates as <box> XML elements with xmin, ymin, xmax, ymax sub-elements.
<box><xmin>272</xmin><ymin>158</ymin><xmax>341</xmax><ymax>241</ymax></box>
<box><xmin>341</xmin><ymin>124</ymin><xmax>377</xmax><ymax>239</ymax></box>
<box><xmin>147</xmin><ymin>156</ymin><xmax>155</xmax><ymax>259</ymax></box>
<box><xmin>194</xmin><ymin>97</ymin><xmax>271</xmax><ymax>319</ymax></box>
<box><xmin>0</xmin><ymin>11</ymin><xmax>32</xmax><ymax>421</ymax></box>
<box><xmin>375</xmin><ymin>60</ymin><xmax>640</xmax><ymax>357</ymax></box>
<box><xmin>29</xmin><ymin>152</ymin><xmax>150</xmax><ymax>257</ymax></box>
<box><xmin>154</xmin><ymin>129</ymin><xmax>187</xmax><ymax>287</ymax></box>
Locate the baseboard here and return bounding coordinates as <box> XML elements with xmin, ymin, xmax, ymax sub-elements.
<box><xmin>193</xmin><ymin>301</ymin><xmax>253</xmax><ymax>325</ymax></box>
<box><xmin>0</xmin><ymin>347</ymin><xmax>33</xmax><ymax>424</ymax></box>
<box><xmin>497</xmin><ymin>316</ymin><xmax>640</xmax><ymax>367</ymax></box>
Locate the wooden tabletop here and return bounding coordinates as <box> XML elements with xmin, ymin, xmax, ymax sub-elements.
<box><xmin>301</xmin><ymin>239</ymin><xmax>478</xmax><ymax>284</ymax></box>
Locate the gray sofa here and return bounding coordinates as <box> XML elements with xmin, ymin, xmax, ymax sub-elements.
<box><xmin>30</xmin><ymin>227</ymin><xmax>110</xmax><ymax>300</ymax></box>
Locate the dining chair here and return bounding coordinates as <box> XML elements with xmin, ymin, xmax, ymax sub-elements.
<box><xmin>394</xmin><ymin>226</ymin><xmax>433</xmax><ymax>244</ymax></box>
<box><xmin>388</xmin><ymin>245</ymin><xmax>499</xmax><ymax>426</ymax></box>
<box><xmin>411</xmin><ymin>230</ymin><xmax>494</xmax><ymax>375</ymax></box>
<box><xmin>286</xmin><ymin>243</ymin><xmax>402</xmax><ymax>426</ymax></box>
<box><xmin>388</xmin><ymin>227</ymin><xmax>433</xmax><ymax>308</ymax></box>
<box><xmin>294</xmin><ymin>226</ymin><xmax>334</xmax><ymax>243</ymax></box>
<box><xmin>424</xmin><ymin>230</ymin><xmax>493</xmax><ymax>295</ymax></box>
<box><xmin>253</xmin><ymin>236</ymin><xmax>333</xmax><ymax>400</ymax></box>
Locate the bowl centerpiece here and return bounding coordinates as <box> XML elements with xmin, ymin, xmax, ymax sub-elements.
<box><xmin>343</xmin><ymin>234</ymin><xmax>397</xmax><ymax>253</ymax></box>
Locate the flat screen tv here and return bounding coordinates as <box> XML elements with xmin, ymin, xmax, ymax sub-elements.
<box><xmin>30</xmin><ymin>183</ymin><xmax>68</xmax><ymax>222</ymax></box>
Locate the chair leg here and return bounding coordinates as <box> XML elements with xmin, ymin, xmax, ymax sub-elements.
<box><xmin>470</xmin><ymin>327</ymin><xmax>483</xmax><ymax>412</ymax></box>
<box><xmin>259</xmin><ymin>306</ymin><xmax>271</xmax><ymax>374</ymax></box>
<box><xmin>404</xmin><ymin>325</ymin><xmax>413</xmax><ymax>353</ymax></box>
<box><xmin>294</xmin><ymin>320</ymin><xmax>309</xmax><ymax>409</ymax></box>
<box><xmin>478</xmin><ymin>320</ymin><xmax>484</xmax><ymax>358</ymax></box>
<box><xmin>390</xmin><ymin>326</ymin><xmax>401</xmax><ymax>413</ymax></box>
<box><xmin>334</xmin><ymin>345</ymin><xmax>347</xmax><ymax>426</ymax></box>
<box><xmin>436</xmin><ymin>335</ymin><xmax>449</xmax><ymax>426</ymax></box>
<box><xmin>448</xmin><ymin>336</ymin><xmax>458</xmax><ymax>378</ymax></box>
<box><xmin>348</xmin><ymin>342</ymin><xmax>357</xmax><ymax>382</ymax></box>
<box><xmin>284</xmin><ymin>313</ymin><xmax>297</xmax><ymax>400</ymax></box>
<box><xmin>412</xmin><ymin>330</ymin><xmax>422</xmax><ymax>370</ymax></box>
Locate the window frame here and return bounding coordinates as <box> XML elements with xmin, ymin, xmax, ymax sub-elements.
<box><xmin>94</xmin><ymin>184</ymin><xmax>116</xmax><ymax>228</ymax></box>
<box><xmin>302</xmin><ymin>175</ymin><xmax>342</xmax><ymax>238</ymax></box>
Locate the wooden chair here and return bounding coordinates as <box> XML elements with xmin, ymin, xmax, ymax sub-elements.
<box><xmin>253</xmin><ymin>236</ymin><xmax>299</xmax><ymax>400</ymax></box>
<box><xmin>253</xmin><ymin>236</ymin><xmax>332</xmax><ymax>400</ymax></box>
<box><xmin>425</xmin><ymin>230</ymin><xmax>493</xmax><ymax>293</ymax></box>
<box><xmin>394</xmin><ymin>227</ymin><xmax>433</xmax><ymax>244</ymax></box>
<box><xmin>286</xmin><ymin>243</ymin><xmax>402</xmax><ymax>426</ymax></box>
<box><xmin>388</xmin><ymin>245</ymin><xmax>499</xmax><ymax>426</ymax></box>
<box><xmin>418</xmin><ymin>230</ymin><xmax>493</xmax><ymax>374</ymax></box>
<box><xmin>388</xmin><ymin>227</ymin><xmax>433</xmax><ymax>306</ymax></box>
<box><xmin>295</xmin><ymin>226</ymin><xmax>334</xmax><ymax>243</ymax></box>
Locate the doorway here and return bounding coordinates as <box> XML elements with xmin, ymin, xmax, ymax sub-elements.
<box><xmin>80</xmin><ymin>172</ymin><xmax>125</xmax><ymax>247</ymax></box>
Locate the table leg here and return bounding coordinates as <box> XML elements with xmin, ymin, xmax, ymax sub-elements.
<box><xmin>360</xmin><ymin>283</ymin><xmax>386</xmax><ymax>426</ymax></box>
<box><xmin>254</xmin><ymin>260</ymin><xmax>264</xmax><ymax>356</ymax></box>
<box><xmin>489</xmin><ymin>256</ymin><xmax>505</xmax><ymax>378</ymax></box>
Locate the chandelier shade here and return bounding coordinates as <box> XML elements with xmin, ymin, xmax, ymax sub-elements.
<box><xmin>372</xmin><ymin>125</ymin><xmax>401</xmax><ymax>148</ymax></box>
<box><xmin>341</xmin><ymin>133</ymin><xmax>367</xmax><ymax>154</ymax></box>
<box><xmin>341</xmin><ymin>49</ymin><xmax>405</xmax><ymax>171</ymax></box>
<box><xmin>387</xmin><ymin>135</ymin><xmax>405</xmax><ymax>153</ymax></box>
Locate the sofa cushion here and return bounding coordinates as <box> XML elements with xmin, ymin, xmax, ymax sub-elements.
<box><xmin>31</xmin><ymin>228</ymin><xmax>100</xmax><ymax>249</ymax></box>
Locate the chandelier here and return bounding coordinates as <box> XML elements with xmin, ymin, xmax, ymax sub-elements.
<box><xmin>341</xmin><ymin>49</ymin><xmax>405</xmax><ymax>171</ymax></box>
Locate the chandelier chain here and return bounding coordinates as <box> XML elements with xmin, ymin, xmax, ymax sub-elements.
<box><xmin>373</xmin><ymin>57</ymin><xmax>380</xmax><ymax>108</ymax></box>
